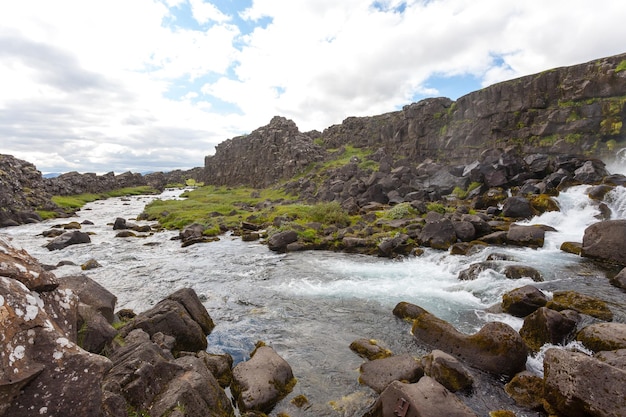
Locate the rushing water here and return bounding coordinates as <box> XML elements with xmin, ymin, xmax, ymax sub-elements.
<box><xmin>3</xmin><ymin>180</ymin><xmax>626</xmax><ymax>416</ymax></box>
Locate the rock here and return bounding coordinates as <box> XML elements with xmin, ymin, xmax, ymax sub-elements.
<box><xmin>120</xmin><ymin>290</ymin><xmax>214</xmax><ymax>353</ymax></box>
<box><xmin>45</xmin><ymin>230</ymin><xmax>91</xmax><ymax>251</ymax></box>
<box><xmin>453</xmin><ymin>221</ymin><xmax>476</xmax><ymax>242</ymax></box>
<box><xmin>519</xmin><ymin>307</ymin><xmax>577</xmax><ymax>352</ymax></box>
<box><xmin>349</xmin><ymin>338</ymin><xmax>393</xmax><ymax>361</ymax></box>
<box><xmin>0</xmin><ymin>236</ymin><xmax>59</xmax><ymax>291</ymax></box>
<box><xmin>196</xmin><ymin>351</ymin><xmax>234</xmax><ymax>388</ymax></box>
<box><xmin>77</xmin><ymin>303</ymin><xmax>117</xmax><ymax>353</ymax></box>
<box><xmin>59</xmin><ymin>274</ymin><xmax>117</xmax><ymax>323</ymax></box>
<box><xmin>501</xmin><ymin>285</ymin><xmax>548</xmax><ymax>317</ymax></box>
<box><xmin>267</xmin><ymin>230</ymin><xmax>298</xmax><ymax>252</ymax></box>
<box><xmin>547</xmin><ymin>290</ymin><xmax>613</xmax><ymax>321</ymax></box>
<box><xmin>167</xmin><ymin>288</ymin><xmax>215</xmax><ymax>335</ymax></box>
<box><xmin>179</xmin><ymin>222</ymin><xmax>206</xmax><ymax>243</ymax></box>
<box><xmin>149</xmin><ymin>355</ymin><xmax>234</xmax><ymax>417</ymax></box>
<box><xmin>543</xmin><ymin>348</ymin><xmax>626</xmax><ymax>417</ymax></box>
<box><xmin>506</xmin><ymin>224</ymin><xmax>545</xmax><ymax>248</ymax></box>
<box><xmin>408</xmin><ymin>304</ymin><xmax>527</xmax><ymax>376</ymax></box>
<box><xmin>231</xmin><ymin>345</ymin><xmax>296</xmax><ymax>414</ymax></box>
<box><xmin>611</xmin><ymin>267</ymin><xmax>626</xmax><ymax>289</ymax></box>
<box><xmin>581</xmin><ymin>220</ymin><xmax>626</xmax><ymax>266</ymax></box>
<box><xmin>560</xmin><ymin>241</ymin><xmax>582</xmax><ymax>255</ymax></box>
<box><xmin>588</xmin><ymin>184</ymin><xmax>615</xmax><ymax>200</ymax></box>
<box><xmin>1</xmin><ymin>261</ymin><xmax>112</xmax><ymax>417</ymax></box>
<box><xmin>81</xmin><ymin>258</ymin><xmax>102</xmax><ymax>270</ymax></box>
<box><xmin>419</xmin><ymin>219</ymin><xmax>458</xmax><ymax>250</ymax></box>
<box><xmin>421</xmin><ymin>349</ymin><xmax>473</xmax><ymax>392</ymax></box>
<box><xmin>365</xmin><ymin>378</ymin><xmax>478</xmax><ymax>417</ymax></box>
<box><xmin>457</xmin><ymin>261</ymin><xmax>498</xmax><ymax>281</ymax></box>
<box><xmin>573</xmin><ymin>159</ymin><xmax>609</xmax><ymax>184</ymax></box>
<box><xmin>115</xmin><ymin>230</ymin><xmax>137</xmax><ymax>238</ymax></box>
<box><xmin>504</xmin><ymin>371</ymin><xmax>544</xmax><ymax>411</ymax></box>
<box><xmin>63</xmin><ymin>221</ymin><xmax>82</xmax><ymax>229</ymax></box>
<box><xmin>576</xmin><ymin>322</ymin><xmax>626</xmax><ymax>352</ymax></box>
<box><xmin>359</xmin><ymin>354</ymin><xmax>424</xmax><ymax>393</ymax></box>
<box><xmin>595</xmin><ymin>349</ymin><xmax>626</xmax><ymax>369</ymax></box>
<box><xmin>501</xmin><ymin>196</ymin><xmax>534</xmax><ymax>219</ymax></box>
<box><xmin>503</xmin><ymin>265</ymin><xmax>543</xmax><ymax>282</ymax></box>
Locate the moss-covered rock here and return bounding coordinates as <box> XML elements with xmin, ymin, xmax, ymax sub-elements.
<box><xmin>519</xmin><ymin>307</ymin><xmax>577</xmax><ymax>352</ymax></box>
<box><xmin>576</xmin><ymin>322</ymin><xmax>626</xmax><ymax>352</ymax></box>
<box><xmin>547</xmin><ymin>290</ymin><xmax>613</xmax><ymax>321</ymax></box>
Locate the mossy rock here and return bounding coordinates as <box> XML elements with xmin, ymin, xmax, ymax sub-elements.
<box><xmin>504</xmin><ymin>371</ymin><xmax>544</xmax><ymax>410</ymax></box>
<box><xmin>528</xmin><ymin>194</ymin><xmax>560</xmax><ymax>214</ymax></box>
<box><xmin>576</xmin><ymin>322</ymin><xmax>626</xmax><ymax>352</ymax></box>
<box><xmin>547</xmin><ymin>291</ymin><xmax>613</xmax><ymax>321</ymax></box>
<box><xmin>560</xmin><ymin>241</ymin><xmax>582</xmax><ymax>255</ymax></box>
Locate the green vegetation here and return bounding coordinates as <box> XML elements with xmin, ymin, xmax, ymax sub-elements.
<box><xmin>322</xmin><ymin>145</ymin><xmax>375</xmax><ymax>171</ymax></box>
<box><xmin>383</xmin><ymin>202</ymin><xmax>416</xmax><ymax>219</ymax></box>
<box><xmin>52</xmin><ymin>186</ymin><xmax>158</xmax><ymax>211</ymax></box>
<box><xmin>615</xmin><ymin>60</ymin><xmax>626</xmax><ymax>73</ymax></box>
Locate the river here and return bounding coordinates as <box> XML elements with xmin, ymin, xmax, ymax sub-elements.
<box><xmin>3</xmin><ymin>175</ymin><xmax>626</xmax><ymax>416</ymax></box>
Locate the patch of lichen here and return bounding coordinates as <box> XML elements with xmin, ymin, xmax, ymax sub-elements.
<box><xmin>546</xmin><ymin>291</ymin><xmax>613</xmax><ymax>321</ymax></box>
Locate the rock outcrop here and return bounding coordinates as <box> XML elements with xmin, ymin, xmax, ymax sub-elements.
<box><xmin>203</xmin><ymin>53</ymin><xmax>626</xmax><ymax>188</ymax></box>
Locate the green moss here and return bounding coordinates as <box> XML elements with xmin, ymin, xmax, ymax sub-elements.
<box><xmin>35</xmin><ymin>210</ymin><xmax>59</xmax><ymax>220</ymax></box>
<box><xmin>383</xmin><ymin>202</ymin><xmax>416</xmax><ymax>219</ymax></box>
<box><xmin>615</xmin><ymin>60</ymin><xmax>626</xmax><ymax>73</ymax></box>
<box><xmin>426</xmin><ymin>202</ymin><xmax>447</xmax><ymax>214</ymax></box>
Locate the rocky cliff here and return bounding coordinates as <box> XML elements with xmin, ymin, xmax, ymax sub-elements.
<box><xmin>202</xmin><ymin>52</ymin><xmax>626</xmax><ymax>187</ymax></box>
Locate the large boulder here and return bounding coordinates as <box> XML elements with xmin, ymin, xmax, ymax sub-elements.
<box><xmin>120</xmin><ymin>288</ymin><xmax>213</xmax><ymax>353</ymax></box>
<box><xmin>45</xmin><ymin>230</ymin><xmax>91</xmax><ymax>251</ymax></box>
<box><xmin>543</xmin><ymin>348</ymin><xmax>626</xmax><ymax>417</ymax></box>
<box><xmin>503</xmin><ymin>265</ymin><xmax>543</xmax><ymax>282</ymax></box>
<box><xmin>0</xmin><ymin>236</ymin><xmax>58</xmax><ymax>291</ymax></box>
<box><xmin>359</xmin><ymin>354</ymin><xmax>424</xmax><ymax>393</ymax></box>
<box><xmin>504</xmin><ymin>371</ymin><xmax>544</xmax><ymax>411</ymax></box>
<box><xmin>501</xmin><ymin>196</ymin><xmax>534</xmax><ymax>219</ymax></box>
<box><xmin>365</xmin><ymin>378</ymin><xmax>478</xmax><ymax>417</ymax></box>
<box><xmin>267</xmin><ymin>230</ymin><xmax>298</xmax><ymax>252</ymax></box>
<box><xmin>581</xmin><ymin>220</ymin><xmax>626</xmax><ymax>266</ymax></box>
<box><xmin>506</xmin><ymin>225</ymin><xmax>545</xmax><ymax>248</ymax></box>
<box><xmin>611</xmin><ymin>267</ymin><xmax>626</xmax><ymax>289</ymax></box>
<box><xmin>231</xmin><ymin>345</ymin><xmax>295</xmax><ymax>414</ymax></box>
<box><xmin>405</xmin><ymin>304</ymin><xmax>527</xmax><ymax>376</ymax></box>
<box><xmin>419</xmin><ymin>219</ymin><xmax>458</xmax><ymax>250</ymax></box>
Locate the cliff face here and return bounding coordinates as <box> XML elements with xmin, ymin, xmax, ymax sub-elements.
<box><xmin>204</xmin><ymin>53</ymin><xmax>626</xmax><ymax>186</ymax></box>
<box><xmin>203</xmin><ymin>116</ymin><xmax>325</xmax><ymax>187</ymax></box>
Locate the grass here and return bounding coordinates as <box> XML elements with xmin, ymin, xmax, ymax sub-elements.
<box><xmin>615</xmin><ymin>60</ymin><xmax>626</xmax><ymax>73</ymax></box>
<box><xmin>52</xmin><ymin>186</ymin><xmax>159</xmax><ymax>210</ymax></box>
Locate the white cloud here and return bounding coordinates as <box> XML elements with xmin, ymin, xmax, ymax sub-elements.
<box><xmin>1</xmin><ymin>0</ymin><xmax>626</xmax><ymax>174</ymax></box>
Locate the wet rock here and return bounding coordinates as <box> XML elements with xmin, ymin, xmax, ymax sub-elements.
<box><xmin>458</xmin><ymin>261</ymin><xmax>498</xmax><ymax>281</ymax></box>
<box><xmin>506</xmin><ymin>224</ymin><xmax>545</xmax><ymax>248</ymax></box>
<box><xmin>421</xmin><ymin>349</ymin><xmax>473</xmax><ymax>392</ymax></box>
<box><xmin>453</xmin><ymin>220</ymin><xmax>476</xmax><ymax>242</ymax></box>
<box><xmin>573</xmin><ymin>159</ymin><xmax>609</xmax><ymax>184</ymax></box>
<box><xmin>519</xmin><ymin>307</ymin><xmax>577</xmax><ymax>352</ymax></box>
<box><xmin>588</xmin><ymin>184</ymin><xmax>614</xmax><ymax>201</ymax></box>
<box><xmin>350</xmin><ymin>338</ymin><xmax>393</xmax><ymax>361</ymax></box>
<box><xmin>560</xmin><ymin>241</ymin><xmax>582</xmax><ymax>255</ymax></box>
<box><xmin>501</xmin><ymin>285</ymin><xmax>548</xmax><ymax>317</ymax></box>
<box><xmin>576</xmin><ymin>322</ymin><xmax>626</xmax><ymax>352</ymax></box>
<box><xmin>112</xmin><ymin>217</ymin><xmax>130</xmax><ymax>230</ymax></box>
<box><xmin>595</xmin><ymin>349</ymin><xmax>626</xmax><ymax>369</ymax></box>
<box><xmin>407</xmin><ymin>304</ymin><xmax>527</xmax><ymax>376</ymax></box>
<box><xmin>81</xmin><ymin>258</ymin><xmax>102</xmax><ymax>270</ymax></box>
<box><xmin>503</xmin><ymin>265</ymin><xmax>543</xmax><ymax>282</ymax></box>
<box><xmin>359</xmin><ymin>354</ymin><xmax>424</xmax><ymax>393</ymax></box>
<box><xmin>196</xmin><ymin>351</ymin><xmax>234</xmax><ymax>388</ymax></box>
<box><xmin>115</xmin><ymin>230</ymin><xmax>137</xmax><ymax>238</ymax></box>
<box><xmin>268</xmin><ymin>230</ymin><xmax>298</xmax><ymax>252</ymax></box>
<box><xmin>611</xmin><ymin>267</ymin><xmax>626</xmax><ymax>289</ymax></box>
<box><xmin>365</xmin><ymin>378</ymin><xmax>478</xmax><ymax>417</ymax></box>
<box><xmin>231</xmin><ymin>345</ymin><xmax>296</xmax><ymax>414</ymax></box>
<box><xmin>581</xmin><ymin>219</ymin><xmax>626</xmax><ymax>266</ymax></box>
<box><xmin>547</xmin><ymin>290</ymin><xmax>613</xmax><ymax>321</ymax></box>
<box><xmin>504</xmin><ymin>371</ymin><xmax>544</xmax><ymax>411</ymax></box>
<box><xmin>45</xmin><ymin>230</ymin><xmax>91</xmax><ymax>251</ymax></box>
<box><xmin>543</xmin><ymin>348</ymin><xmax>626</xmax><ymax>417</ymax></box>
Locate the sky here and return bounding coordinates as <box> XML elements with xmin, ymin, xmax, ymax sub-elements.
<box><xmin>1</xmin><ymin>1</ymin><xmax>626</xmax><ymax>175</ymax></box>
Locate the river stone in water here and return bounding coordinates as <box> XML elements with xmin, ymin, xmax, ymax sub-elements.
<box><xmin>504</xmin><ymin>371</ymin><xmax>544</xmax><ymax>411</ymax></box>
<box><xmin>359</xmin><ymin>354</ymin><xmax>424</xmax><ymax>393</ymax></box>
<box><xmin>576</xmin><ymin>322</ymin><xmax>626</xmax><ymax>352</ymax></box>
<box><xmin>45</xmin><ymin>230</ymin><xmax>91</xmax><ymax>251</ymax></box>
<box><xmin>268</xmin><ymin>230</ymin><xmax>298</xmax><ymax>252</ymax></box>
<box><xmin>501</xmin><ymin>285</ymin><xmax>548</xmax><ymax>317</ymax></box>
<box><xmin>367</xmin><ymin>378</ymin><xmax>478</xmax><ymax>417</ymax></box>
<box><xmin>231</xmin><ymin>345</ymin><xmax>295</xmax><ymax>414</ymax></box>
<box><xmin>611</xmin><ymin>267</ymin><xmax>626</xmax><ymax>289</ymax></box>
<box><xmin>543</xmin><ymin>348</ymin><xmax>626</xmax><ymax>417</ymax></box>
<box><xmin>421</xmin><ymin>349</ymin><xmax>473</xmax><ymax>392</ymax></box>
<box><xmin>519</xmin><ymin>307</ymin><xmax>577</xmax><ymax>352</ymax></box>
<box><xmin>503</xmin><ymin>265</ymin><xmax>543</xmax><ymax>282</ymax></box>
<box><xmin>408</xmin><ymin>304</ymin><xmax>528</xmax><ymax>376</ymax></box>
<box><xmin>506</xmin><ymin>225</ymin><xmax>545</xmax><ymax>248</ymax></box>
<box><xmin>546</xmin><ymin>290</ymin><xmax>613</xmax><ymax>321</ymax></box>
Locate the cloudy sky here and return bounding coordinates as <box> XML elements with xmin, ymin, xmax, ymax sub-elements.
<box><xmin>1</xmin><ymin>0</ymin><xmax>625</xmax><ymax>174</ymax></box>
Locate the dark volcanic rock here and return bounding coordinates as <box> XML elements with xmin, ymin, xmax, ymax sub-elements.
<box><xmin>268</xmin><ymin>230</ymin><xmax>298</xmax><ymax>252</ymax></box>
<box><xmin>519</xmin><ymin>307</ymin><xmax>577</xmax><ymax>352</ymax></box>
<box><xmin>501</xmin><ymin>285</ymin><xmax>548</xmax><ymax>317</ymax></box>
